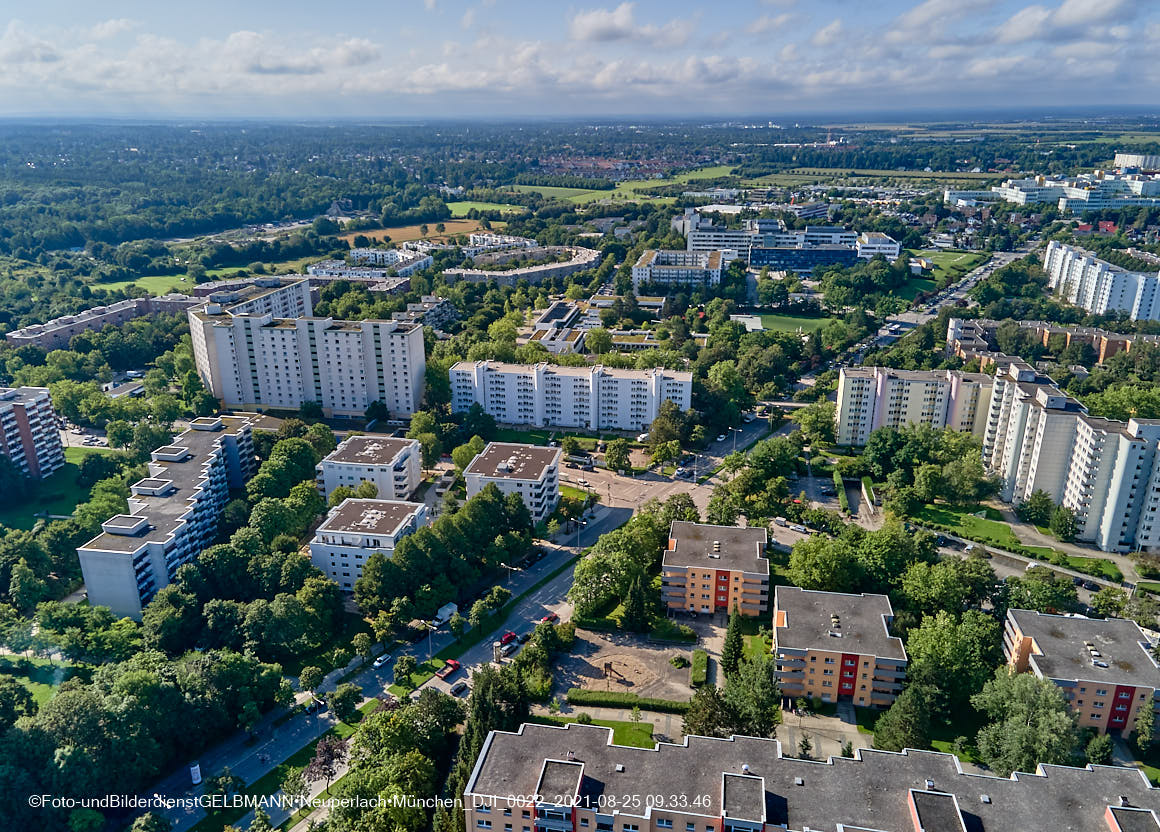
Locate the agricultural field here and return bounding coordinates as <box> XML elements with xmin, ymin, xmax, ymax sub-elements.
<box><xmin>448</xmin><ymin>201</ymin><xmax>528</xmax><ymax>217</ymax></box>
<box><xmin>339</xmin><ymin>217</ymin><xmax>494</xmax><ymax>244</ymax></box>
<box><xmin>513</xmin><ymin>165</ymin><xmax>735</xmax><ymax>205</ymax></box>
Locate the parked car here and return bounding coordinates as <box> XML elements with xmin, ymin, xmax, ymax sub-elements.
<box><xmin>372</xmin><ymin>655</ymin><xmax>389</xmax><ymax>668</ymax></box>
<box><xmin>517</xmin><ymin>632</ymin><xmax>532</xmax><ymax>644</ymax></box>
<box><xmin>500</xmin><ymin>631</ymin><xmax>517</xmax><ymax>645</ymax></box>
<box><xmin>716</xmin><ymin>434</ymin><xmax>727</xmax><ymax>442</ymax></box>
<box><xmin>450</xmin><ymin>681</ymin><xmax>469</xmax><ymax>696</ymax></box>
<box><xmin>578</xmin><ymin>479</ymin><xmax>591</xmax><ymax>488</ymax></box>
<box><xmin>541</xmin><ymin>612</ymin><xmax>559</xmax><ymax>623</ymax></box>
<box><xmin>435</xmin><ymin>659</ymin><xmax>461</xmax><ymax>679</ymax></box>
<box><xmin>788</xmin><ymin>523</ymin><xmax>808</xmax><ymax>534</ymax></box>
<box><xmin>500</xmin><ymin>642</ymin><xmax>518</xmax><ymax>657</ymax></box>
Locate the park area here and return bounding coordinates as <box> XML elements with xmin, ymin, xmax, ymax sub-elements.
<box><xmin>511</xmin><ymin>165</ymin><xmax>735</xmax><ymax>205</ymax></box>
<box><xmin>0</xmin><ymin>446</ymin><xmax>113</xmax><ymax>530</ymax></box>
<box><xmin>758</xmin><ymin>313</ymin><xmax>831</xmax><ymax>333</ymax></box>
<box><xmin>909</xmin><ymin>249</ymin><xmax>990</xmax><ymax>285</ymax></box>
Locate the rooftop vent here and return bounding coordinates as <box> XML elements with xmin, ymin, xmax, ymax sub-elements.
<box><xmin>741</xmin><ymin>764</ymin><xmax>750</xmax><ymax>774</ymax></box>
<box><xmin>794</xmin><ymin>777</ymin><xmax>804</xmax><ymax>786</ymax></box>
<box><xmin>980</xmin><ymin>795</ymin><xmax>991</xmax><ymax>805</ymax></box>
<box><xmin>615</xmin><ymin>764</ymin><xmax>625</xmax><ymax>773</ymax></box>
<box><xmin>925</xmin><ymin>779</ymin><xmax>935</xmax><ymax>790</ymax></box>
<box><xmin>1120</xmin><ymin>796</ymin><xmax>1132</xmax><ymax>807</ymax></box>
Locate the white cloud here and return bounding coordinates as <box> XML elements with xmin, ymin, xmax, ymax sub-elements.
<box><xmin>424</xmin><ymin>0</ymin><xmax>437</xmax><ymax>10</ymax></box>
<box><xmin>568</xmin><ymin>3</ymin><xmax>694</xmax><ymax>46</ymax></box>
<box><xmin>749</xmin><ymin>14</ymin><xmax>793</xmax><ymax>36</ymax></box>
<box><xmin>461</xmin><ymin>8</ymin><xmax>476</xmax><ymax>29</ymax></box>
<box><xmin>89</xmin><ymin>19</ymin><xmax>138</xmax><ymax>40</ymax></box>
<box><xmin>810</xmin><ymin>19</ymin><xmax>843</xmax><ymax>47</ymax></box>
<box><xmin>995</xmin><ymin>0</ymin><xmax>1139</xmax><ymax>43</ymax></box>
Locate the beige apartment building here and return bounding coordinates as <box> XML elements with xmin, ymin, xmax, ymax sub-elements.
<box><xmin>660</xmin><ymin>522</ymin><xmax>768</xmax><ymax>617</ymax></box>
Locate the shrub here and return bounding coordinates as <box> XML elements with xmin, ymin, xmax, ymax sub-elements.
<box><xmin>576</xmin><ymin>712</ymin><xmax>593</xmax><ymax>724</ymax></box>
<box><xmin>670</xmin><ymin>655</ymin><xmax>690</xmax><ymax>669</ymax></box>
<box><xmin>690</xmin><ymin>649</ymin><xmax>708</xmax><ymax>687</ymax></box>
<box><xmin>565</xmin><ymin>688</ymin><xmax>690</xmax><ymax>714</ymax></box>
<box><xmin>834</xmin><ymin>471</ymin><xmax>850</xmax><ymax>512</ymax></box>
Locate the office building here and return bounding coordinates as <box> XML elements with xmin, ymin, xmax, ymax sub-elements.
<box><xmin>660</xmin><ymin>522</ymin><xmax>768</xmax><ymax>617</ymax></box>
<box><xmin>748</xmin><ymin>244</ymin><xmax>859</xmax><ymax>273</ymax></box>
<box><xmin>450</xmin><ymin>361</ymin><xmax>692</xmax><ymax>433</ymax></box>
<box><xmin>1116</xmin><ymin>153</ymin><xmax>1160</xmax><ymax>172</ymax></box>
<box><xmin>77</xmin><ymin>416</ymin><xmax>255</xmax><ymax>620</ymax></box>
<box><xmin>1003</xmin><ymin>609</ymin><xmax>1160</xmax><ymax>735</ymax></box>
<box><xmin>856</xmin><ymin>232</ymin><xmax>902</xmax><ymax>260</ymax></box>
<box><xmin>465</xmin><ymin>722</ymin><xmax>1160</xmax><ymax>832</ymax></box>
<box><xmin>1043</xmin><ymin>241</ymin><xmax>1160</xmax><ymax>321</ymax></box>
<box><xmin>468</xmin><ymin>233</ymin><xmax>539</xmax><ymax>250</ymax></box>
<box><xmin>631</xmin><ymin>250</ymin><xmax>726</xmax><ymax>291</ymax></box>
<box><xmin>5</xmin><ymin>294</ymin><xmax>201</xmax><ymax>349</ymax></box>
<box><xmin>835</xmin><ymin>367</ymin><xmax>993</xmax><ymax>446</ymax></box>
<box><xmin>0</xmin><ymin>387</ymin><xmax>65</xmax><ymax>479</ymax></box>
<box><xmin>316</xmin><ymin>435</ymin><xmax>422</xmax><ymax>500</ymax></box>
<box><xmin>189</xmin><ymin>278</ymin><xmax>426</xmax><ymax>419</ymax></box>
<box><xmin>774</xmin><ymin>586</ymin><xmax>907</xmax><ymax>708</ymax></box>
<box><xmin>308</xmin><ymin>498</ymin><xmax>428</xmax><ymax>590</ymax></box>
<box><xmin>464</xmin><ymin>442</ymin><xmax>560</xmax><ymax>525</ymax></box>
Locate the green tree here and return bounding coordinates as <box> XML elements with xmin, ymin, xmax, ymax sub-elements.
<box><xmin>448</xmin><ymin>612</ymin><xmax>466</xmax><ymax>642</ymax></box>
<box><xmin>393</xmin><ymin>655</ymin><xmax>418</xmax><ymax>690</ymax></box>
<box><xmin>721</xmin><ymin>609</ymin><xmax>744</xmax><ymax>678</ymax></box>
<box><xmin>972</xmin><ymin>668</ymin><xmax>1079</xmax><ymax>777</ymax></box>
<box><xmin>872</xmin><ymin>684</ymin><xmax>934</xmax><ymax>752</ymax></box>
<box><xmin>620</xmin><ymin>575</ymin><xmax>651</xmax><ymax>633</ymax></box>
<box><xmin>299</xmin><ymin>666</ymin><xmax>324</xmax><ymax>694</ymax></box>
<box><xmin>906</xmin><ymin>610</ymin><xmax>1001</xmax><ymax>715</ymax></box>
<box><xmin>1086</xmin><ymin>732</ymin><xmax>1113</xmax><ymax>766</ymax></box>
<box><xmin>130</xmin><ymin>813</ymin><xmax>172</xmax><ymax>832</ymax></box>
<box><xmin>352</xmin><ymin>632</ymin><xmax>374</xmax><ymax>662</ymax></box>
<box><xmin>330</xmin><ymin>683</ymin><xmax>363</xmax><ymax>724</ymax></box>
<box><xmin>1049</xmin><ymin>505</ymin><xmax>1077</xmax><ymax>542</ymax></box>
<box><xmin>304</xmin><ymin>735</ymin><xmax>348</xmax><ymax>793</ymax></box>
<box><xmin>605</xmin><ymin>438</ymin><xmax>631</xmax><ymax>472</ymax></box>
<box><xmin>1136</xmin><ymin>702</ymin><xmax>1155</xmax><ymax>753</ymax></box>
<box><xmin>1016</xmin><ymin>489</ymin><xmax>1055</xmax><ymax>527</ymax></box>
<box><xmin>791</xmin><ymin>400</ymin><xmax>836</xmax><ymax>445</ymax></box>
<box><xmin>722</xmin><ymin>653</ymin><xmax>781</xmax><ymax>738</ymax></box>
<box><xmin>650</xmin><ymin>439</ymin><xmax>681</xmax><ymax>469</ymax></box>
<box><xmin>585</xmin><ymin>327</ymin><xmax>613</xmax><ymax>354</ymax></box>
<box><xmin>682</xmin><ymin>685</ymin><xmax>735</xmax><ymax>738</ymax></box>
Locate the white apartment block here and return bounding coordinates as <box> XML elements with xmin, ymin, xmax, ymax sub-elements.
<box><xmin>308</xmin><ymin>498</ymin><xmax>428</xmax><ymax>590</ymax></box>
<box><xmin>983</xmin><ymin>362</ymin><xmax>1160</xmax><ymax>553</ymax></box>
<box><xmin>0</xmin><ymin>387</ymin><xmax>65</xmax><ymax>479</ymax></box>
<box><xmin>463</xmin><ymin>442</ymin><xmax>560</xmax><ymax>525</ymax></box>
<box><xmin>835</xmin><ymin>367</ymin><xmax>993</xmax><ymax>446</ymax></box>
<box><xmin>77</xmin><ymin>416</ymin><xmax>255</xmax><ymax>620</ymax></box>
<box><xmin>1043</xmin><ymin>241</ymin><xmax>1160</xmax><ymax>321</ymax></box>
<box><xmin>316</xmin><ymin>435</ymin><xmax>421</xmax><ymax>500</ymax></box>
<box><xmin>686</xmin><ymin>226</ymin><xmax>752</xmax><ymax>255</ymax></box>
<box><xmin>631</xmin><ymin>249</ymin><xmax>725</xmax><ymax>291</ymax></box>
<box><xmin>449</xmin><ymin>360</ymin><xmax>692</xmax><ymax>432</ymax></box>
<box><xmin>189</xmin><ymin>278</ymin><xmax>426</xmax><ymax>419</ymax></box>
<box><xmin>467</xmin><ymin>233</ymin><xmax>538</xmax><ymax>250</ymax></box>
<box><xmin>391</xmin><ymin>295</ymin><xmax>458</xmax><ymax>330</ymax></box>
<box><xmin>856</xmin><ymin>232</ymin><xmax>902</xmax><ymax>260</ymax></box>
<box><xmin>347</xmin><ymin>248</ymin><xmax>434</xmax><ymax>276</ymax></box>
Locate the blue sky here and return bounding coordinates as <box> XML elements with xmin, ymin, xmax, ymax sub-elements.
<box><xmin>0</xmin><ymin>0</ymin><xmax>1155</xmax><ymax>118</ymax></box>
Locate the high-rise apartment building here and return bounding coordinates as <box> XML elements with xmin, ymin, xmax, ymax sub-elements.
<box><xmin>77</xmin><ymin>416</ymin><xmax>255</xmax><ymax>620</ymax></box>
<box><xmin>315</xmin><ymin>435</ymin><xmax>422</xmax><ymax>501</ymax></box>
<box><xmin>450</xmin><ymin>361</ymin><xmax>692</xmax><ymax>432</ymax></box>
<box><xmin>0</xmin><ymin>387</ymin><xmax>65</xmax><ymax>480</ymax></box>
<box><xmin>463</xmin><ymin>442</ymin><xmax>561</xmax><ymax>525</ymax></box>
<box><xmin>835</xmin><ymin>367</ymin><xmax>993</xmax><ymax>446</ymax></box>
<box><xmin>189</xmin><ymin>277</ymin><xmax>426</xmax><ymax>418</ymax></box>
<box><xmin>308</xmin><ymin>498</ymin><xmax>428</xmax><ymax>590</ymax></box>
<box><xmin>660</xmin><ymin>522</ymin><xmax>769</xmax><ymax>617</ymax></box>
<box><xmin>1043</xmin><ymin>241</ymin><xmax>1160</xmax><ymax>321</ymax></box>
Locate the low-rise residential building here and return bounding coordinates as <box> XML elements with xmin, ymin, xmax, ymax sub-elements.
<box><xmin>660</xmin><ymin>522</ymin><xmax>768</xmax><ymax>616</ymax></box>
<box><xmin>5</xmin><ymin>294</ymin><xmax>201</xmax><ymax>349</ymax></box>
<box><xmin>308</xmin><ymin>498</ymin><xmax>428</xmax><ymax>590</ymax></box>
<box><xmin>835</xmin><ymin>366</ymin><xmax>993</xmax><ymax>446</ymax></box>
<box><xmin>631</xmin><ymin>249</ymin><xmax>726</xmax><ymax>291</ymax></box>
<box><xmin>528</xmin><ymin>327</ymin><xmax>586</xmax><ymax>354</ymax></box>
<box><xmin>0</xmin><ymin>387</ymin><xmax>65</xmax><ymax>480</ymax></box>
<box><xmin>464</xmin><ymin>442</ymin><xmax>560</xmax><ymax>525</ymax></box>
<box><xmin>947</xmin><ymin>317</ymin><xmax>1160</xmax><ymax>365</ymax></box>
<box><xmin>77</xmin><ymin>416</ymin><xmax>255</xmax><ymax>620</ymax></box>
<box><xmin>450</xmin><ymin>360</ymin><xmax>692</xmax><ymax>432</ymax></box>
<box><xmin>348</xmin><ymin>248</ymin><xmax>435</xmax><ymax>276</ymax></box>
<box><xmin>391</xmin><ymin>295</ymin><xmax>459</xmax><ymax>330</ymax></box>
<box><xmin>315</xmin><ymin>435</ymin><xmax>421</xmax><ymax>500</ymax></box>
<box><xmin>464</xmin><ymin>721</ymin><xmax>1160</xmax><ymax>832</ymax></box>
<box><xmin>442</xmin><ymin>247</ymin><xmax>601</xmax><ymax>285</ymax></box>
<box><xmin>1043</xmin><ymin>241</ymin><xmax>1160</xmax><ymax>321</ymax></box>
<box><xmin>1003</xmin><ymin>609</ymin><xmax>1160</xmax><ymax>735</ymax></box>
<box><xmin>773</xmin><ymin>586</ymin><xmax>907</xmax><ymax>708</ymax></box>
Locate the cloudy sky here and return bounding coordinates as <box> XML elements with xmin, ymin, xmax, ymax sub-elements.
<box><xmin>0</xmin><ymin>0</ymin><xmax>1155</xmax><ymax>118</ymax></box>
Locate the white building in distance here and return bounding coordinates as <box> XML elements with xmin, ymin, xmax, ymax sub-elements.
<box><xmin>189</xmin><ymin>277</ymin><xmax>426</xmax><ymax>418</ymax></box>
<box><xmin>309</xmin><ymin>498</ymin><xmax>428</xmax><ymax>590</ymax></box>
<box><xmin>77</xmin><ymin>416</ymin><xmax>255</xmax><ymax>620</ymax></box>
<box><xmin>347</xmin><ymin>248</ymin><xmax>434</xmax><ymax>276</ymax></box>
<box><xmin>450</xmin><ymin>360</ymin><xmax>692</xmax><ymax>432</ymax></box>
<box><xmin>464</xmin><ymin>442</ymin><xmax>561</xmax><ymax>525</ymax></box>
<box><xmin>856</xmin><ymin>232</ymin><xmax>902</xmax><ymax>260</ymax></box>
<box><xmin>1043</xmin><ymin>241</ymin><xmax>1160</xmax><ymax>321</ymax></box>
<box><xmin>316</xmin><ymin>435</ymin><xmax>422</xmax><ymax>500</ymax></box>
<box><xmin>631</xmin><ymin>249</ymin><xmax>726</xmax><ymax>291</ymax></box>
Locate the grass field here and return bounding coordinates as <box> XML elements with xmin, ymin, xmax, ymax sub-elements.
<box><xmin>530</xmin><ymin>715</ymin><xmax>655</xmax><ymax>747</ymax></box>
<box><xmin>0</xmin><ymin>654</ymin><xmax>74</xmax><ymax>706</ymax></box>
<box><xmin>448</xmin><ymin>201</ymin><xmax>528</xmax><ymax>217</ymax></box>
<box><xmin>758</xmin><ymin>313</ymin><xmax>831</xmax><ymax>333</ymax></box>
<box><xmin>510</xmin><ymin>184</ymin><xmax>599</xmax><ymax>199</ymax></box>
<box><xmin>93</xmin><ymin>254</ymin><xmax>322</xmax><ymax>294</ymax></box>
<box><xmin>908</xmin><ymin>249</ymin><xmax>990</xmax><ymax>285</ymax></box>
<box><xmin>912</xmin><ymin>503</ymin><xmax>1024</xmax><ymax>549</ymax></box>
<box><xmin>895</xmin><ymin>277</ymin><xmax>937</xmax><ymax>301</ymax></box>
<box><xmin>339</xmin><ymin>218</ymin><xmax>491</xmax><ymax>245</ymax></box>
<box><xmin>0</xmin><ymin>446</ymin><xmax>112</xmax><ymax>530</ymax></box>
<box><xmin>512</xmin><ymin>165</ymin><xmax>734</xmax><ymax>205</ymax></box>
<box><xmin>791</xmin><ymin>167</ymin><xmax>999</xmax><ymax>182</ymax></box>
<box><xmin>387</xmin><ymin>657</ymin><xmax>446</xmax><ymax>696</ymax></box>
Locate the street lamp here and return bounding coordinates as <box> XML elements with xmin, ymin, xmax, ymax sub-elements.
<box><xmin>575</xmin><ymin>518</ymin><xmax>587</xmax><ymax>550</ymax></box>
<box><xmin>499</xmin><ymin>562</ymin><xmax>519</xmax><ymax>586</ymax></box>
<box><xmin>731</xmin><ymin>426</ymin><xmax>741</xmax><ymax>453</ymax></box>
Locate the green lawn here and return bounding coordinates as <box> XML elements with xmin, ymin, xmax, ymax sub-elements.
<box><xmin>740</xmin><ymin>617</ymin><xmax>770</xmax><ymax>662</ymax></box>
<box><xmin>448</xmin><ymin>201</ymin><xmax>528</xmax><ymax>217</ymax></box>
<box><xmin>510</xmin><ymin>184</ymin><xmax>600</xmax><ymax>200</ymax></box>
<box><xmin>530</xmin><ymin>715</ymin><xmax>655</xmax><ymax>747</ymax></box>
<box><xmin>912</xmin><ymin>503</ymin><xmax>1023</xmax><ymax>549</ymax></box>
<box><xmin>387</xmin><ymin>657</ymin><xmax>446</xmax><ymax>696</ymax></box>
<box><xmin>511</xmin><ymin>165</ymin><xmax>734</xmax><ymax>206</ymax></box>
<box><xmin>895</xmin><ymin>277</ymin><xmax>937</xmax><ymax>301</ymax></box>
<box><xmin>0</xmin><ymin>654</ymin><xmax>75</xmax><ymax>706</ymax></box>
<box><xmin>907</xmin><ymin>249</ymin><xmax>989</xmax><ymax>285</ymax></box>
<box><xmin>1139</xmin><ymin>582</ymin><xmax>1160</xmax><ymax>596</ymax></box>
<box><xmin>492</xmin><ymin>426</ymin><xmax>621</xmax><ymax>450</ymax></box>
<box><xmin>560</xmin><ymin>484</ymin><xmax>593</xmax><ymax>502</ymax></box>
<box><xmin>758</xmin><ymin>314</ymin><xmax>831</xmax><ymax>333</ymax></box>
<box><xmin>1022</xmin><ymin>546</ymin><xmax>1123</xmax><ymax>582</ymax></box>
<box><xmin>0</xmin><ymin>446</ymin><xmax>114</xmax><ymax>530</ymax></box>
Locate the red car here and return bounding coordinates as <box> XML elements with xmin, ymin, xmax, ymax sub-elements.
<box><xmin>541</xmin><ymin>612</ymin><xmax>559</xmax><ymax>624</ymax></box>
<box><xmin>435</xmin><ymin>659</ymin><xmax>461</xmax><ymax>679</ymax></box>
<box><xmin>500</xmin><ymin>631</ymin><xmax>517</xmax><ymax>645</ymax></box>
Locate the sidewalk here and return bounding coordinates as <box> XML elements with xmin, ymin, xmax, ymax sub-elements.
<box><xmin>995</xmin><ymin>506</ymin><xmax>1139</xmax><ymax>584</ymax></box>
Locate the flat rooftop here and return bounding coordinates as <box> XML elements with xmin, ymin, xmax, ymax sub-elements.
<box><xmin>316</xmin><ymin>498</ymin><xmax>424</xmax><ymax>536</ymax></box>
<box><xmin>465</xmin><ymin>442</ymin><xmax>561</xmax><ymax>481</ymax></box>
<box><xmin>1009</xmin><ymin>609</ymin><xmax>1160</xmax><ymax>689</ymax></box>
<box><xmin>324</xmin><ymin>435</ymin><xmax>417</xmax><ymax>466</ymax></box>
<box><xmin>774</xmin><ymin>587</ymin><xmax>906</xmax><ymax>661</ymax></box>
<box><xmin>662</xmin><ymin>521</ymin><xmax>768</xmax><ymax>575</ymax></box>
<box><xmin>467</xmin><ymin>722</ymin><xmax>1160</xmax><ymax>831</ymax></box>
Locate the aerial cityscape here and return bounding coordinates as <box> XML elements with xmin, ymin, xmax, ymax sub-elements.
<box><xmin>6</xmin><ymin>2</ymin><xmax>1160</xmax><ymax>831</ymax></box>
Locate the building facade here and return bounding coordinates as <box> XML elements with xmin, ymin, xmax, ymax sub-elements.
<box><xmin>463</xmin><ymin>442</ymin><xmax>561</xmax><ymax>525</ymax></box>
<box><xmin>660</xmin><ymin>522</ymin><xmax>769</xmax><ymax>616</ymax></box>
<box><xmin>835</xmin><ymin>367</ymin><xmax>993</xmax><ymax>446</ymax></box>
<box><xmin>1003</xmin><ymin>608</ymin><xmax>1160</xmax><ymax>735</ymax></box>
<box><xmin>316</xmin><ymin>435</ymin><xmax>422</xmax><ymax>500</ymax></box>
<box><xmin>189</xmin><ymin>278</ymin><xmax>426</xmax><ymax>419</ymax></box>
<box><xmin>464</xmin><ymin>721</ymin><xmax>1160</xmax><ymax>832</ymax></box>
<box><xmin>5</xmin><ymin>294</ymin><xmax>201</xmax><ymax>349</ymax></box>
<box><xmin>308</xmin><ymin>498</ymin><xmax>428</xmax><ymax>590</ymax></box>
<box><xmin>391</xmin><ymin>295</ymin><xmax>459</xmax><ymax>330</ymax></box>
<box><xmin>631</xmin><ymin>250</ymin><xmax>725</xmax><ymax>291</ymax></box>
<box><xmin>77</xmin><ymin>416</ymin><xmax>255</xmax><ymax>620</ymax></box>
<box><xmin>1043</xmin><ymin>241</ymin><xmax>1160</xmax><ymax>321</ymax></box>
<box><xmin>450</xmin><ymin>361</ymin><xmax>692</xmax><ymax>433</ymax></box>
<box><xmin>0</xmin><ymin>387</ymin><xmax>65</xmax><ymax>480</ymax></box>
<box><xmin>773</xmin><ymin>586</ymin><xmax>908</xmax><ymax>708</ymax></box>
<box><xmin>347</xmin><ymin>248</ymin><xmax>434</xmax><ymax>276</ymax></box>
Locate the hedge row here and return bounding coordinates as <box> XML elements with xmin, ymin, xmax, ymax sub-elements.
<box><xmin>690</xmin><ymin>649</ymin><xmax>708</xmax><ymax>687</ymax></box>
<box><xmin>834</xmin><ymin>471</ymin><xmax>850</xmax><ymax>512</ymax></box>
<box><xmin>565</xmin><ymin>688</ymin><xmax>691</xmax><ymax>714</ymax></box>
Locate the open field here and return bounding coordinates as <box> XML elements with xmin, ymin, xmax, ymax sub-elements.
<box><xmin>909</xmin><ymin>249</ymin><xmax>990</xmax><ymax>285</ymax></box>
<box><xmin>0</xmin><ymin>446</ymin><xmax>113</xmax><ymax>530</ymax></box>
<box><xmin>0</xmin><ymin>654</ymin><xmax>75</xmax><ymax>706</ymax></box>
<box><xmin>895</xmin><ymin>277</ymin><xmax>937</xmax><ymax>301</ymax></box>
<box><xmin>448</xmin><ymin>201</ymin><xmax>528</xmax><ymax>217</ymax></box>
<box><xmin>758</xmin><ymin>313</ymin><xmax>831</xmax><ymax>333</ymax></box>
<box><xmin>513</xmin><ymin>165</ymin><xmax>735</xmax><ymax>205</ymax></box>
<box><xmin>912</xmin><ymin>503</ymin><xmax>1023</xmax><ymax>549</ymax></box>
<box><xmin>791</xmin><ymin>167</ymin><xmax>999</xmax><ymax>181</ymax></box>
<box><xmin>510</xmin><ymin>184</ymin><xmax>599</xmax><ymax>199</ymax></box>
<box><xmin>530</xmin><ymin>715</ymin><xmax>655</xmax><ymax>747</ymax></box>
<box><xmin>93</xmin><ymin>255</ymin><xmax>323</xmax><ymax>294</ymax></box>
<box><xmin>339</xmin><ymin>218</ymin><xmax>491</xmax><ymax>245</ymax></box>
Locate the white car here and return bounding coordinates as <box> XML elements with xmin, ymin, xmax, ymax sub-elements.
<box><xmin>372</xmin><ymin>655</ymin><xmax>389</xmax><ymax>668</ymax></box>
<box><xmin>716</xmin><ymin>434</ymin><xmax>727</xmax><ymax>442</ymax></box>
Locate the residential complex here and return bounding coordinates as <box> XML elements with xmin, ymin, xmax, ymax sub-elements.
<box><xmin>946</xmin><ymin>168</ymin><xmax>1160</xmax><ymax>214</ymax></box>
<box><xmin>308</xmin><ymin>498</ymin><xmax>428</xmax><ymax>590</ymax></box>
<box><xmin>947</xmin><ymin>317</ymin><xmax>1160</xmax><ymax>364</ymax></box>
<box><xmin>660</xmin><ymin>521</ymin><xmax>769</xmax><ymax>616</ymax></box>
<box><xmin>1043</xmin><ymin>241</ymin><xmax>1160</xmax><ymax>321</ymax></box>
<box><xmin>464</xmin><ymin>722</ymin><xmax>1160</xmax><ymax>832</ymax></box>
<box><xmin>347</xmin><ymin>247</ymin><xmax>435</xmax><ymax>276</ymax></box>
<box><xmin>391</xmin><ymin>295</ymin><xmax>459</xmax><ymax>330</ymax></box>
<box><xmin>77</xmin><ymin>416</ymin><xmax>255</xmax><ymax>620</ymax></box>
<box><xmin>0</xmin><ymin>387</ymin><xmax>65</xmax><ymax>479</ymax></box>
<box><xmin>835</xmin><ymin>366</ymin><xmax>993</xmax><ymax>446</ymax></box>
<box><xmin>631</xmin><ymin>249</ymin><xmax>726</xmax><ymax>291</ymax></box>
<box><xmin>1003</xmin><ymin>609</ymin><xmax>1160</xmax><ymax>735</ymax></box>
<box><xmin>189</xmin><ymin>277</ymin><xmax>426</xmax><ymax>419</ymax></box>
<box><xmin>463</xmin><ymin>442</ymin><xmax>561</xmax><ymax>525</ymax></box>
<box><xmin>773</xmin><ymin>586</ymin><xmax>907</xmax><ymax>708</ymax></box>
<box><xmin>449</xmin><ymin>360</ymin><xmax>692</xmax><ymax>432</ymax></box>
<box><xmin>315</xmin><ymin>435</ymin><xmax>422</xmax><ymax>500</ymax></box>
<box><xmin>5</xmin><ymin>294</ymin><xmax>200</xmax><ymax>349</ymax></box>
<box><xmin>442</xmin><ymin>246</ymin><xmax>601</xmax><ymax>285</ymax></box>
